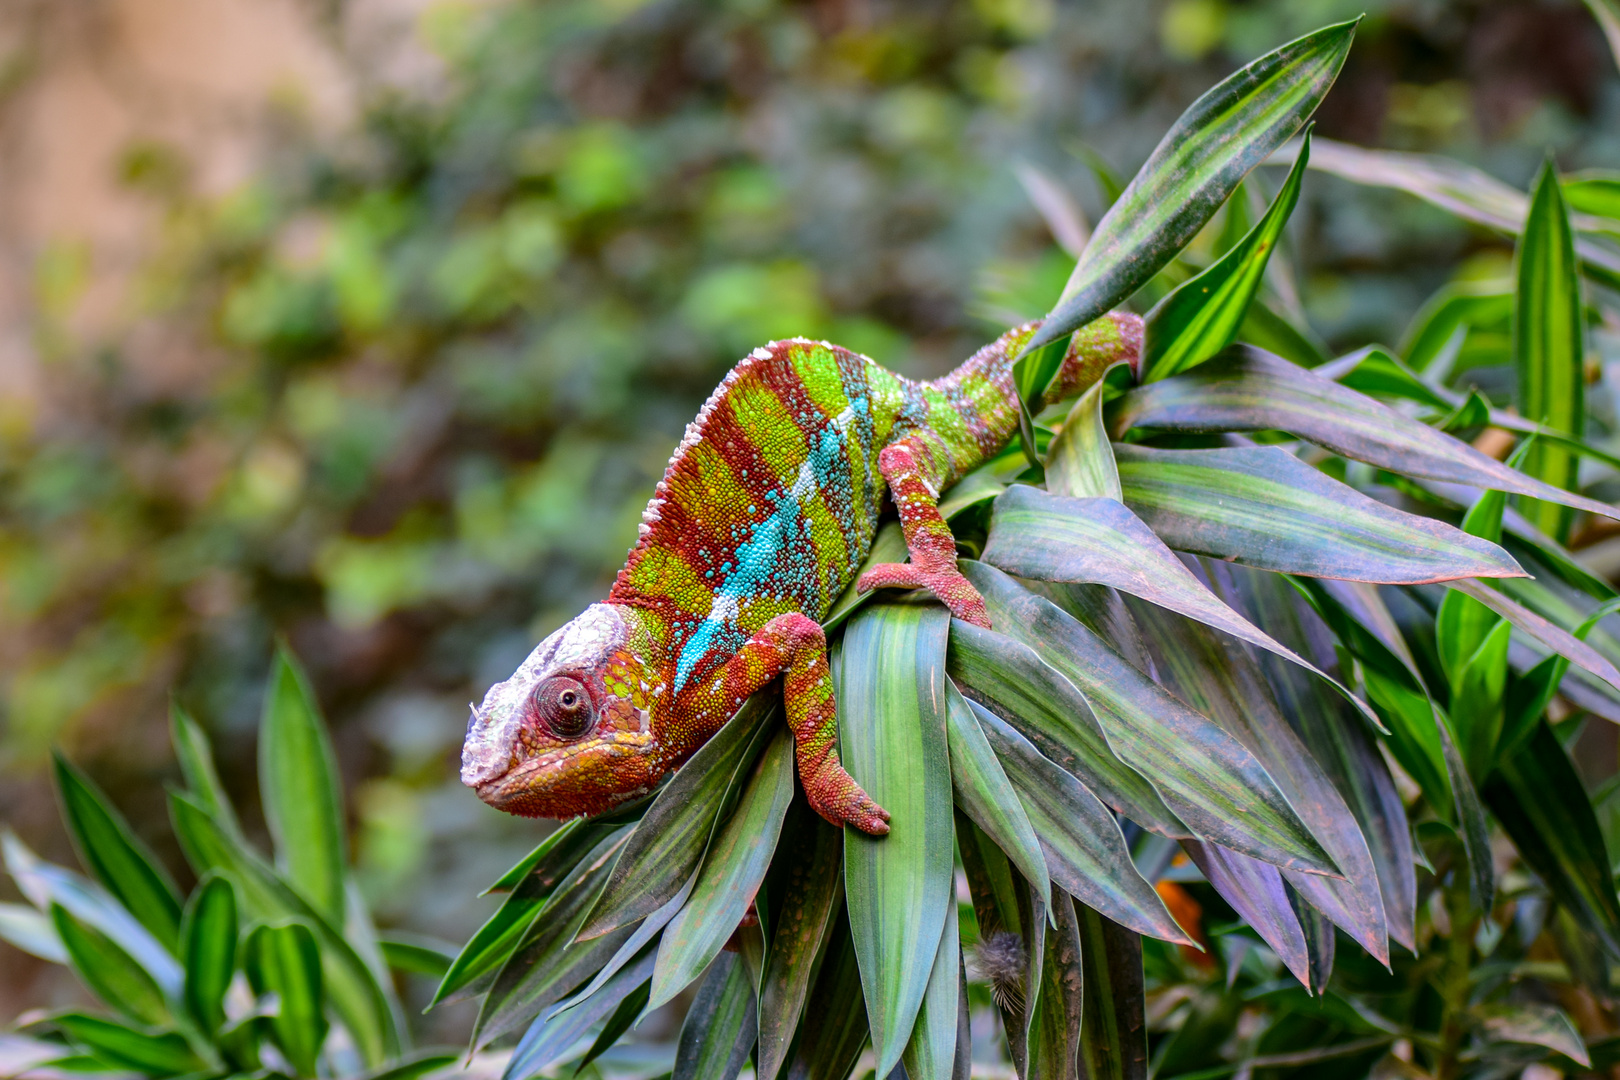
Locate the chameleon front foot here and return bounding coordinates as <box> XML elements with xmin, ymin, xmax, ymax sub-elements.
<box><xmin>804</xmin><ymin>764</ymin><xmax>891</xmax><ymax>835</ymax></box>
<box><xmin>858</xmin><ymin>562</ymin><xmax>991</xmax><ymax>628</ymax></box>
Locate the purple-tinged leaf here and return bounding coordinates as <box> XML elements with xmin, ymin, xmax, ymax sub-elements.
<box><xmin>1109</xmin><ymin>345</ymin><xmax>1620</xmax><ymax>521</ymax></box>
<box><xmin>1448</xmin><ymin>577</ymin><xmax>1620</xmax><ymax>694</ymax></box>
<box><xmin>1114</xmin><ymin>444</ymin><xmax>1524</xmax><ymax>584</ymax></box>
<box><xmin>1180</xmin><ymin>840</ymin><xmax>1311</xmax><ymax>987</ymax></box>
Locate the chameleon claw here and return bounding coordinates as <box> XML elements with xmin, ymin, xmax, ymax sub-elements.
<box><xmin>858</xmin><ymin>562</ymin><xmax>991</xmax><ymax>628</ymax></box>
<box><xmin>804</xmin><ymin>765</ymin><xmax>891</xmax><ymax>835</ymax></box>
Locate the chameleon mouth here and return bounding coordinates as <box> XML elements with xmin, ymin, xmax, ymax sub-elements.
<box><xmin>472</xmin><ymin>733</ymin><xmax>659</xmax><ymax>817</ymax></box>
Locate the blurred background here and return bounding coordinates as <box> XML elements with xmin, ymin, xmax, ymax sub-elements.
<box><xmin>2</xmin><ymin>0</ymin><xmax>1617</xmax><ymax>1044</ymax></box>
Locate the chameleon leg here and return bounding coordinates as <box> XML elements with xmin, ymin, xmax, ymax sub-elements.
<box><xmin>721</xmin><ymin>613</ymin><xmax>890</xmax><ymax>835</ymax></box>
<box><xmin>857</xmin><ymin>439</ymin><xmax>991</xmax><ymax>627</ymax></box>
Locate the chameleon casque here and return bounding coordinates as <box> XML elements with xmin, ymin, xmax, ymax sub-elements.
<box><xmin>461</xmin><ymin>313</ymin><xmax>1143</xmax><ymax>835</ymax></box>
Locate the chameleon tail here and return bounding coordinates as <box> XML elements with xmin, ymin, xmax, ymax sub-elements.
<box><xmin>1039</xmin><ymin>311</ymin><xmax>1145</xmax><ymax>405</ymax></box>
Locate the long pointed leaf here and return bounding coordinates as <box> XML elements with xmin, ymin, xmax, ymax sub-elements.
<box><xmin>942</xmin><ymin>680</ymin><xmax>1049</xmax><ymax>908</ymax></box>
<box><xmin>962</xmin><ymin>561</ymin><xmax>1338</xmax><ymax>876</ymax></box>
<box><xmin>1515</xmin><ymin>159</ymin><xmax>1587</xmax><ymax>541</ymax></box>
<box><xmin>244</xmin><ymin>921</ymin><xmax>327</xmax><ymax>1077</ymax></box>
<box><xmin>1110</xmin><ymin>345</ymin><xmax>1620</xmax><ymax>521</ymax></box>
<box><xmin>260</xmin><ymin>646</ymin><xmax>347</xmax><ymax>923</ymax></box>
<box><xmin>1448</xmin><ymin>577</ymin><xmax>1620</xmax><ymax>694</ymax></box>
<box><xmin>838</xmin><ymin>603</ymin><xmax>955</xmax><ymax>1077</ymax></box>
<box><xmin>580</xmin><ymin>697</ymin><xmax>773</xmax><ymax>941</ymax></box>
<box><xmin>757</xmin><ymin>813</ymin><xmax>844</xmax><ymax>1080</ymax></box>
<box><xmin>50</xmin><ymin>904</ymin><xmax>169</xmax><ymax>1027</ymax></box>
<box><xmin>52</xmin><ymin>753</ymin><xmax>182</xmax><ymax>953</ymax></box>
<box><xmin>1142</xmin><ymin>128</ymin><xmax>1313</xmax><ymax>382</ymax></box>
<box><xmin>1021</xmin><ymin>20</ymin><xmax>1356</xmax><ymax>363</ymax></box>
<box><xmin>947</xmin><ymin>619</ymin><xmax>1185</xmax><ymax>837</ymax></box>
<box><xmin>784</xmin><ymin>910</ymin><xmax>867</xmax><ymax>1080</ymax></box>
<box><xmin>982</xmin><ymin>485</ymin><xmax>1378</xmax><ymax>728</ymax></box>
<box><xmin>1180</xmin><ymin>840</ymin><xmax>1311</xmax><ymax>987</ymax></box>
<box><xmin>970</xmin><ymin>699</ymin><xmax>1194</xmax><ymax>946</ymax></box>
<box><xmin>1076</xmin><ymin>903</ymin><xmax>1148</xmax><ymax>1080</ymax></box>
<box><xmin>1115</xmin><ymin>444</ymin><xmax>1523</xmax><ymax>584</ymax></box>
<box><xmin>673</xmin><ymin>952</ymin><xmax>757</xmax><ymax>1080</ymax></box>
<box><xmin>503</xmin><ymin>943</ymin><xmax>656</xmax><ymax>1080</ymax></box>
<box><xmin>1025</xmin><ymin>888</ymin><xmax>1083</xmax><ymax>1080</ymax></box>
<box><xmin>180</xmin><ymin>874</ymin><xmax>237</xmax><ymax>1035</ymax></box>
<box><xmin>650</xmin><ymin>729</ymin><xmax>795</xmax><ymax>1009</ymax></box>
<box><xmin>901</xmin><ymin>900</ymin><xmax>961</xmax><ymax>1080</ymax></box>
<box><xmin>170</xmin><ymin>703</ymin><xmax>242</xmax><ymax>838</ymax></box>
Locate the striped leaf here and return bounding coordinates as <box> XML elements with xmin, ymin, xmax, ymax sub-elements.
<box><xmin>50</xmin><ymin>904</ymin><xmax>169</xmax><ymax>1027</ymax></box>
<box><xmin>1026</xmin><ymin>889</ymin><xmax>1083</xmax><ymax>1080</ymax></box>
<box><xmin>784</xmin><ymin>909</ymin><xmax>868</xmax><ymax>1080</ymax></box>
<box><xmin>579</xmin><ymin>697</ymin><xmax>773</xmax><ymax>942</ymax></box>
<box><xmin>1018</xmin><ymin>20</ymin><xmax>1355</xmax><ymax>371</ymax></box>
<box><xmin>1110</xmin><ymin>345</ymin><xmax>1620</xmax><ymax>521</ymax></box>
<box><xmin>650</xmin><ymin>728</ymin><xmax>795</xmax><ymax>1009</ymax></box>
<box><xmin>1515</xmin><ymin>159</ymin><xmax>1587</xmax><ymax>541</ymax></box>
<box><xmin>1180</xmin><ymin>840</ymin><xmax>1310</xmax><ymax>987</ymax></box>
<box><xmin>48</xmin><ymin>1012</ymin><xmax>206</xmax><ymax>1077</ymax></box>
<box><xmin>169</xmin><ymin>703</ymin><xmax>242</xmax><ymax>838</ymax></box>
<box><xmin>244</xmin><ymin>921</ymin><xmax>327</xmax><ymax>1078</ymax></box>
<box><xmin>901</xmin><ymin>900</ymin><xmax>961</xmax><ymax>1080</ymax></box>
<box><xmin>942</xmin><ymin>680</ymin><xmax>1049</xmax><ymax>907</ymax></box>
<box><xmin>673</xmin><ymin>952</ymin><xmax>757</xmax><ymax>1080</ymax></box>
<box><xmin>260</xmin><ymin>646</ymin><xmax>347</xmax><ymax>923</ymax></box>
<box><xmin>1142</xmin><ymin>128</ymin><xmax>1313</xmax><ymax>383</ymax></box>
<box><xmin>180</xmin><ymin>874</ymin><xmax>238</xmax><ymax>1034</ymax></box>
<box><xmin>503</xmin><ymin>942</ymin><xmax>656</xmax><ymax>1080</ymax></box>
<box><xmin>167</xmin><ymin>791</ymin><xmax>401</xmax><ymax>1066</ymax></box>
<box><xmin>947</xmin><ymin>619</ymin><xmax>1185</xmax><ymax>837</ymax></box>
<box><xmin>1045</xmin><ymin>378</ymin><xmax>1120</xmax><ymax>500</ymax></box>
<box><xmin>838</xmin><ymin>603</ymin><xmax>955</xmax><ymax>1078</ymax></box>
<box><xmin>962</xmin><ymin>561</ymin><xmax>1337</xmax><ymax>876</ymax></box>
<box><xmin>1076</xmin><ymin>904</ymin><xmax>1148</xmax><ymax>1080</ymax></box>
<box><xmin>982</xmin><ymin>485</ymin><xmax>1377</xmax><ymax>729</ymax></box>
<box><xmin>971</xmin><ymin>699</ymin><xmax>1193</xmax><ymax>945</ymax></box>
<box><xmin>52</xmin><ymin>753</ymin><xmax>182</xmax><ymax>953</ymax></box>
<box><xmin>1114</xmin><ymin>444</ymin><xmax>1523</xmax><ymax>584</ymax></box>
<box><xmin>756</xmin><ymin>810</ymin><xmax>844</xmax><ymax>1080</ymax></box>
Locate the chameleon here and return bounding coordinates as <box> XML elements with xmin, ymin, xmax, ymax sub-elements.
<box><xmin>461</xmin><ymin>313</ymin><xmax>1143</xmax><ymax>835</ymax></box>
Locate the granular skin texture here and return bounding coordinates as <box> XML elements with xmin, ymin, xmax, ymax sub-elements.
<box><xmin>462</xmin><ymin>313</ymin><xmax>1142</xmax><ymax>834</ymax></box>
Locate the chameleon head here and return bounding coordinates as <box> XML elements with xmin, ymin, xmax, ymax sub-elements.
<box><xmin>461</xmin><ymin>602</ymin><xmax>663</xmax><ymax>819</ymax></box>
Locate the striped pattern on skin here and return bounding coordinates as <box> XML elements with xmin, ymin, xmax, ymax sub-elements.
<box><xmin>462</xmin><ymin>313</ymin><xmax>1143</xmax><ymax>834</ymax></box>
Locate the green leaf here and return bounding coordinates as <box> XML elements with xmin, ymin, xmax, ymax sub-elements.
<box><xmin>180</xmin><ymin>874</ymin><xmax>237</xmax><ymax>1034</ymax></box>
<box><xmin>166</xmin><ymin>790</ymin><xmax>400</xmax><ymax>1065</ymax></box>
<box><xmin>504</xmin><ymin>943</ymin><xmax>656</xmax><ymax>1080</ymax></box>
<box><xmin>784</xmin><ymin>910</ymin><xmax>868</xmax><ymax>1080</ymax></box>
<box><xmin>757</xmin><ymin>811</ymin><xmax>844</xmax><ymax>1080</ymax></box>
<box><xmin>1239</xmin><ymin>297</ymin><xmax>1329</xmax><ymax>367</ymax></box>
<box><xmin>673</xmin><ymin>952</ymin><xmax>757</xmax><ymax>1080</ymax></box>
<box><xmin>1487</xmin><ymin>720</ymin><xmax>1620</xmax><ymax>956</ymax></box>
<box><xmin>970</xmin><ymin>699</ymin><xmax>1193</xmax><ymax>945</ymax></box>
<box><xmin>900</xmin><ymin>901</ymin><xmax>960</xmax><ymax>1080</ymax></box>
<box><xmin>1142</xmin><ymin>128</ymin><xmax>1312</xmax><ymax>383</ymax></box>
<box><xmin>245</xmin><ymin>921</ymin><xmax>327</xmax><ymax>1077</ymax></box>
<box><xmin>837</xmin><ymin>603</ymin><xmax>955</xmax><ymax>1078</ymax></box>
<box><xmin>1325</xmin><ymin>345</ymin><xmax>1456</xmax><ymax>410</ymax></box>
<box><xmin>1480</xmin><ymin>1003</ymin><xmax>1591</xmax><ymax>1067</ymax></box>
<box><xmin>1228</xmin><ymin>570</ymin><xmax>1419</xmax><ymax>953</ymax></box>
<box><xmin>436</xmin><ymin>821</ymin><xmax>617</xmax><ymax>1006</ymax></box>
<box><xmin>946</xmin><ymin>618</ymin><xmax>1185</xmax><ymax>838</ymax></box>
<box><xmin>1045</xmin><ymin>378</ymin><xmax>1120</xmax><ymax>500</ymax></box>
<box><xmin>573</xmin><ymin>978</ymin><xmax>651</xmax><ymax>1077</ymax></box>
<box><xmin>1076</xmin><ymin>904</ymin><xmax>1147</xmax><ymax>1080</ymax></box>
<box><xmin>52</xmin><ymin>752</ymin><xmax>183</xmax><ymax>953</ymax></box>
<box><xmin>378</xmin><ymin>935</ymin><xmax>454</xmax><ymax>977</ymax></box>
<box><xmin>1582</xmin><ymin>0</ymin><xmax>1620</xmax><ymax>71</ymax></box>
<box><xmin>0</xmin><ymin>901</ymin><xmax>66</xmax><ymax>963</ymax></box>
<box><xmin>1115</xmin><ymin>444</ymin><xmax>1523</xmax><ymax>584</ymax></box>
<box><xmin>1399</xmin><ymin>279</ymin><xmax>1513</xmax><ymax>373</ymax></box>
<box><xmin>1123</xmin><ymin>577</ymin><xmax>1387</xmax><ymax>960</ymax></box>
<box><xmin>473</xmin><ymin>825</ymin><xmax>635</xmax><ymax>1047</ymax></box>
<box><xmin>260</xmin><ymin>646</ymin><xmax>347</xmax><ymax>923</ymax></box>
<box><xmin>1564</xmin><ymin>169</ymin><xmax>1620</xmax><ymax>219</ymax></box>
<box><xmin>48</xmin><ymin>1012</ymin><xmax>206</xmax><ymax>1077</ymax></box>
<box><xmin>169</xmin><ymin>702</ymin><xmax>242</xmax><ymax>837</ymax></box>
<box><xmin>1448</xmin><ymin>577</ymin><xmax>1620</xmax><ymax>695</ymax></box>
<box><xmin>50</xmin><ymin>904</ymin><xmax>169</xmax><ymax>1027</ymax></box>
<box><xmin>650</xmin><ymin>728</ymin><xmax>795</xmax><ymax>1009</ymax></box>
<box><xmin>580</xmin><ymin>697</ymin><xmax>774</xmax><ymax>942</ymax></box>
<box><xmin>942</xmin><ymin>681</ymin><xmax>1049</xmax><ymax>907</ymax></box>
<box><xmin>1515</xmin><ymin>159</ymin><xmax>1588</xmax><ymax>542</ymax></box>
<box><xmin>982</xmin><ymin>485</ymin><xmax>1377</xmax><ymax>728</ymax></box>
<box><xmin>961</xmin><ymin>561</ymin><xmax>1337</xmax><ymax>877</ymax></box>
<box><xmin>1025</xmin><ymin>890</ymin><xmax>1082</xmax><ymax>1080</ymax></box>
<box><xmin>483</xmin><ymin>818</ymin><xmax>586</xmax><ymax>894</ymax></box>
<box><xmin>1298</xmin><ymin>136</ymin><xmax>1620</xmax><ymax>286</ymax></box>
<box><xmin>1113</xmin><ymin>345</ymin><xmax>1620</xmax><ymax>522</ymax></box>
<box><xmin>1019</xmin><ymin>20</ymin><xmax>1356</xmax><ymax>366</ymax></box>
<box><xmin>356</xmin><ymin>1050</ymin><xmax>463</xmax><ymax>1080</ymax></box>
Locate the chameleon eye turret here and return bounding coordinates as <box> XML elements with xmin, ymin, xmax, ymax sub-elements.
<box><xmin>461</xmin><ymin>314</ymin><xmax>1142</xmax><ymax>833</ymax></box>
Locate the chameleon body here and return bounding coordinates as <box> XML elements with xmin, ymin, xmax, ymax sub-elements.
<box><xmin>461</xmin><ymin>313</ymin><xmax>1143</xmax><ymax>833</ymax></box>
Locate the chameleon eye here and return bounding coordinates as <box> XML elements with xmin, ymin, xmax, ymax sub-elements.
<box><xmin>533</xmin><ymin>676</ymin><xmax>595</xmax><ymax>740</ymax></box>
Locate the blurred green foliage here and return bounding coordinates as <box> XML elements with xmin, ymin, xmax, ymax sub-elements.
<box><xmin>4</xmin><ymin>0</ymin><xmax>1619</xmax><ymax>1043</ymax></box>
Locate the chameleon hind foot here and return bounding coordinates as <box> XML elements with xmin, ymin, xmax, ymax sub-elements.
<box><xmin>803</xmin><ymin>765</ymin><xmax>890</xmax><ymax>835</ymax></box>
<box><xmin>858</xmin><ymin>562</ymin><xmax>991</xmax><ymax>628</ymax></box>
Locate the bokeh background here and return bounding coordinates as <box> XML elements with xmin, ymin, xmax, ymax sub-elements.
<box><xmin>2</xmin><ymin>0</ymin><xmax>1618</xmax><ymax>1044</ymax></box>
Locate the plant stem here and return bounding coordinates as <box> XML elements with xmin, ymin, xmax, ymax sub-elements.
<box><xmin>1434</xmin><ymin>882</ymin><xmax>1477</xmax><ymax>1080</ymax></box>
